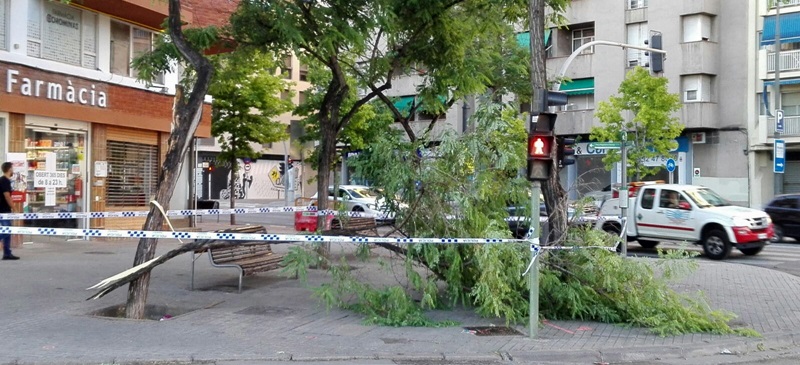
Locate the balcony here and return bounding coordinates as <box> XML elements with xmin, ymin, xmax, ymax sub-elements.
<box><xmin>768</xmin><ymin>115</ymin><xmax>800</xmax><ymax>136</ymax></box>
<box><xmin>767</xmin><ymin>50</ymin><xmax>800</xmax><ymax>73</ymax></box>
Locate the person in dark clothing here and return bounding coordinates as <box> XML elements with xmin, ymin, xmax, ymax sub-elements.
<box><xmin>0</xmin><ymin>162</ymin><xmax>19</xmax><ymax>260</ymax></box>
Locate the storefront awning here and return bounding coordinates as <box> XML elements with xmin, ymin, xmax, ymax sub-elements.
<box><xmin>515</xmin><ymin>29</ymin><xmax>551</xmax><ymax>50</ymax></box>
<box><xmin>761</xmin><ymin>13</ymin><xmax>800</xmax><ymax>46</ymax></box>
<box><xmin>560</xmin><ymin>78</ymin><xmax>595</xmax><ymax>96</ymax></box>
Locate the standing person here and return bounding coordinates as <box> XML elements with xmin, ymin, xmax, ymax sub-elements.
<box><xmin>0</xmin><ymin>162</ymin><xmax>19</xmax><ymax>260</ymax></box>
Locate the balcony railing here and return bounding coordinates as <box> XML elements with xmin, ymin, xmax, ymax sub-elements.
<box><xmin>767</xmin><ymin>50</ymin><xmax>800</xmax><ymax>73</ymax></box>
<box><xmin>769</xmin><ymin>0</ymin><xmax>800</xmax><ymax>8</ymax></box>
<box><xmin>768</xmin><ymin>115</ymin><xmax>800</xmax><ymax>136</ymax></box>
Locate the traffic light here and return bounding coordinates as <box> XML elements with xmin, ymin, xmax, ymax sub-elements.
<box><xmin>527</xmin><ymin>112</ymin><xmax>557</xmax><ymax>181</ymax></box>
<box><xmin>532</xmin><ymin>88</ymin><xmax>568</xmax><ymax>114</ymax></box>
<box><xmin>557</xmin><ymin>136</ymin><xmax>576</xmax><ymax>168</ymax></box>
<box><xmin>649</xmin><ymin>33</ymin><xmax>664</xmax><ymax>73</ymax></box>
<box><xmin>279</xmin><ymin>162</ymin><xmax>286</xmax><ymax>176</ymax></box>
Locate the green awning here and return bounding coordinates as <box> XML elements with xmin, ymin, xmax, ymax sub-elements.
<box><xmin>393</xmin><ymin>96</ymin><xmax>416</xmax><ymax>116</ymax></box>
<box><xmin>560</xmin><ymin>78</ymin><xmax>594</xmax><ymax>96</ymax></box>
<box><xmin>515</xmin><ymin>29</ymin><xmax>551</xmax><ymax>50</ymax></box>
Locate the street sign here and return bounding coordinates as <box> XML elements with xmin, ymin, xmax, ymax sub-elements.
<box><xmin>665</xmin><ymin>158</ymin><xmax>676</xmax><ymax>172</ymax></box>
<box><xmin>775</xmin><ymin>139</ymin><xmax>786</xmax><ymax>174</ymax></box>
<box><xmin>777</xmin><ymin>109</ymin><xmax>785</xmax><ymax>134</ymax></box>
<box><xmin>588</xmin><ymin>142</ymin><xmax>621</xmax><ymax>149</ymax></box>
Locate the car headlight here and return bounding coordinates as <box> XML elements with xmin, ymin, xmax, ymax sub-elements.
<box><xmin>732</xmin><ymin>217</ymin><xmax>750</xmax><ymax>227</ymax></box>
<box><xmin>766</xmin><ymin>216</ymin><xmax>772</xmax><ymax>224</ymax></box>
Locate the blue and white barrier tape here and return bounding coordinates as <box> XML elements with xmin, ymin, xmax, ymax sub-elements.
<box><xmin>0</xmin><ymin>206</ymin><xmax>391</xmax><ymax>221</ymax></box>
<box><xmin>0</xmin><ymin>225</ymin><xmax>525</xmax><ymax>244</ymax></box>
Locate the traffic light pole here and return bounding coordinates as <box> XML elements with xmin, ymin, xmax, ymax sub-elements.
<box><xmin>528</xmin><ymin>180</ymin><xmax>541</xmax><ymax>339</ymax></box>
<box><xmin>551</xmin><ymin>40</ymin><xmax>666</xmax><ymax>92</ymax></box>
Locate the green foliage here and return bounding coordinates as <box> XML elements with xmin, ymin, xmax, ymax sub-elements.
<box><xmin>590</xmin><ymin>67</ymin><xmax>683</xmax><ymax>179</ymax></box>
<box><xmin>209</xmin><ymin>48</ymin><xmax>294</xmax><ymax>163</ymax></box>
<box><xmin>132</xmin><ymin>25</ymin><xmax>221</xmax><ymax>88</ymax></box>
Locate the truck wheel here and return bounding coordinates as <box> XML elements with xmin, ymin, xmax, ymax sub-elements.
<box><xmin>703</xmin><ymin>229</ymin><xmax>731</xmax><ymax>260</ymax></box>
<box><xmin>603</xmin><ymin>223</ymin><xmax>621</xmax><ymax>235</ymax></box>
<box><xmin>740</xmin><ymin>246</ymin><xmax>763</xmax><ymax>256</ymax></box>
<box><xmin>638</xmin><ymin>240</ymin><xmax>659</xmax><ymax>249</ymax></box>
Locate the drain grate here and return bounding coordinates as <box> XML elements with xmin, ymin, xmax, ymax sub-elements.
<box><xmin>463</xmin><ymin>326</ymin><xmax>524</xmax><ymax>336</ymax></box>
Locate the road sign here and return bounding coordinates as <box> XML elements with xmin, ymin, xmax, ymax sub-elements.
<box><xmin>665</xmin><ymin>158</ymin><xmax>676</xmax><ymax>172</ymax></box>
<box><xmin>588</xmin><ymin>142</ymin><xmax>621</xmax><ymax>149</ymax></box>
<box><xmin>775</xmin><ymin>139</ymin><xmax>786</xmax><ymax>174</ymax></box>
<box><xmin>777</xmin><ymin>109</ymin><xmax>785</xmax><ymax>134</ymax></box>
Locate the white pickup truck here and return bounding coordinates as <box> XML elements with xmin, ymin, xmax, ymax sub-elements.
<box><xmin>595</xmin><ymin>183</ymin><xmax>773</xmax><ymax>260</ymax></box>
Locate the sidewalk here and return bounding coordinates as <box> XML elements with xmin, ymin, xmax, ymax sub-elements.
<box><xmin>2</xmin><ymin>229</ymin><xmax>800</xmax><ymax>364</ymax></box>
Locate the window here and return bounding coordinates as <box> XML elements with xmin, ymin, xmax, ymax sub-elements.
<box><xmin>783</xmin><ymin>92</ymin><xmax>800</xmax><ymax>116</ymax></box>
<box><xmin>27</xmin><ymin>0</ymin><xmax>97</xmax><ymax>68</ymax></box>
<box><xmin>563</xmin><ymin>94</ymin><xmax>595</xmax><ymax>111</ymax></box>
<box><xmin>283</xmin><ymin>57</ymin><xmax>293</xmax><ymax>79</ymax></box>
<box><xmin>110</xmin><ymin>21</ymin><xmax>163</xmax><ymax>84</ymax></box>
<box><xmin>299</xmin><ymin>62</ymin><xmax>308</xmax><ymax>81</ymax></box>
<box><xmin>299</xmin><ymin>91</ymin><xmax>307</xmax><ymax>105</ymax></box>
<box><xmin>628</xmin><ymin>0</ymin><xmax>648</xmax><ymax>9</ymax></box>
<box><xmin>682</xmin><ymin>14</ymin><xmax>713</xmax><ymax>43</ymax></box>
<box><xmin>626</xmin><ymin>23</ymin><xmax>649</xmax><ymax>67</ymax></box>
<box><xmin>281</xmin><ymin>90</ymin><xmax>291</xmax><ymax>101</ymax></box>
<box><xmin>682</xmin><ymin>75</ymin><xmax>714</xmax><ymax>102</ymax></box>
<box><xmin>0</xmin><ymin>0</ymin><xmax>7</xmax><ymax>51</ymax></box>
<box><xmin>659</xmin><ymin>190</ymin><xmax>689</xmax><ymax>209</ymax></box>
<box><xmin>572</xmin><ymin>27</ymin><xmax>595</xmax><ymax>54</ymax></box>
<box><xmin>107</xmin><ymin>141</ymin><xmax>158</xmax><ymax>207</ymax></box>
<box><xmin>641</xmin><ymin>188</ymin><xmax>656</xmax><ymax>209</ymax></box>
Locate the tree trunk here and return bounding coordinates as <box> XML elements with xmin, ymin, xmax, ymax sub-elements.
<box><xmin>529</xmin><ymin>0</ymin><xmax>568</xmax><ymax>244</ymax></box>
<box><xmin>125</xmin><ymin>0</ymin><xmax>214</xmax><ymax>319</ymax></box>
<box><xmin>230</xmin><ymin>154</ymin><xmax>237</xmax><ymax>226</ymax></box>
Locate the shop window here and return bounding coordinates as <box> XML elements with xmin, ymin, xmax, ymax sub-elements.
<box><xmin>23</xmin><ymin>128</ymin><xmax>87</xmax><ymax>227</ymax></box>
<box><xmin>27</xmin><ymin>0</ymin><xmax>97</xmax><ymax>69</ymax></box>
<box><xmin>107</xmin><ymin>141</ymin><xmax>158</xmax><ymax>207</ymax></box>
<box><xmin>110</xmin><ymin>20</ymin><xmax>163</xmax><ymax>84</ymax></box>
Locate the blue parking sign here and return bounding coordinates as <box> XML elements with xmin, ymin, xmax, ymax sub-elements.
<box><xmin>775</xmin><ymin>139</ymin><xmax>786</xmax><ymax>174</ymax></box>
<box><xmin>665</xmin><ymin>158</ymin><xmax>676</xmax><ymax>172</ymax></box>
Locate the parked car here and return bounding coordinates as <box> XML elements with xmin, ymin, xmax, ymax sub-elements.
<box><xmin>310</xmin><ymin>185</ymin><xmax>395</xmax><ymax>220</ymax></box>
<box><xmin>764</xmin><ymin>194</ymin><xmax>800</xmax><ymax>242</ymax></box>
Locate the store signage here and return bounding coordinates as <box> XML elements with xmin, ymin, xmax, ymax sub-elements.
<box><xmin>6</xmin><ymin>69</ymin><xmax>108</xmax><ymax>108</ymax></box>
<box><xmin>33</xmin><ymin>171</ymin><xmax>67</xmax><ymax>188</ymax></box>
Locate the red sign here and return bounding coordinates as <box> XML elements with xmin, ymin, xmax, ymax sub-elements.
<box><xmin>528</xmin><ymin>134</ymin><xmax>553</xmax><ymax>159</ymax></box>
<box><xmin>10</xmin><ymin>191</ymin><xmax>25</xmax><ymax>203</ymax></box>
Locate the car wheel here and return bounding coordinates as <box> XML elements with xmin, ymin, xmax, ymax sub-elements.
<box><xmin>638</xmin><ymin>240</ymin><xmax>659</xmax><ymax>249</ymax></box>
<box><xmin>703</xmin><ymin>229</ymin><xmax>731</xmax><ymax>260</ymax></box>
<box><xmin>771</xmin><ymin>225</ymin><xmax>784</xmax><ymax>243</ymax></box>
<box><xmin>603</xmin><ymin>223</ymin><xmax>621</xmax><ymax>235</ymax></box>
<box><xmin>740</xmin><ymin>246</ymin><xmax>763</xmax><ymax>256</ymax></box>
<box><xmin>352</xmin><ymin>206</ymin><xmax>365</xmax><ymax>212</ymax></box>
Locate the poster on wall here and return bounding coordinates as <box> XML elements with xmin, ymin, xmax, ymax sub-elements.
<box><xmin>7</xmin><ymin>153</ymin><xmax>27</xmax><ymax>192</ymax></box>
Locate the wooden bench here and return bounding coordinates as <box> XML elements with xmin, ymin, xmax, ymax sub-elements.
<box><xmin>327</xmin><ymin>216</ymin><xmax>379</xmax><ymax>236</ymax></box>
<box><xmin>190</xmin><ymin>225</ymin><xmax>284</xmax><ymax>293</ymax></box>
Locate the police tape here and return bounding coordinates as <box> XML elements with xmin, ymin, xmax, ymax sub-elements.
<box><xmin>0</xmin><ymin>206</ymin><xmax>391</xmax><ymax>221</ymax></box>
<box><xmin>0</xmin><ymin>225</ymin><xmax>526</xmax><ymax>244</ymax></box>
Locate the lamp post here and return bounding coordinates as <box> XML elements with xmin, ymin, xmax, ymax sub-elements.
<box><xmin>775</xmin><ymin>0</ymin><xmax>784</xmax><ymax>196</ymax></box>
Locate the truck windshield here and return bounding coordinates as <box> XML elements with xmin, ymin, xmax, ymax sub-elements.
<box><xmin>684</xmin><ymin>188</ymin><xmax>731</xmax><ymax>208</ymax></box>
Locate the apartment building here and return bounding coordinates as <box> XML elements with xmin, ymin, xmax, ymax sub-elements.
<box><xmin>196</xmin><ymin>53</ymin><xmax>315</xmax><ymax>201</ymax></box>
<box><xmin>757</xmin><ymin>0</ymin><xmax>800</xmax><ymax>205</ymax></box>
<box><xmin>0</xmin><ymin>0</ymin><xmax>221</xmax><ymax>230</ymax></box>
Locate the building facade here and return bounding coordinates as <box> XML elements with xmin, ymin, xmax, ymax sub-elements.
<box><xmin>0</xmin><ymin>0</ymin><xmax>216</xmax><ymax>232</ymax></box>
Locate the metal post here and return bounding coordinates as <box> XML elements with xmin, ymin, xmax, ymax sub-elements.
<box><xmin>529</xmin><ymin>181</ymin><xmax>541</xmax><ymax>338</ymax></box>
<box><xmin>283</xmin><ymin>140</ymin><xmax>290</xmax><ymax>207</ymax></box>
<box><xmin>462</xmin><ymin>99</ymin><xmax>470</xmax><ymax>134</ymax></box>
<box><xmin>775</xmin><ymin>0</ymin><xmax>784</xmax><ymax>196</ymax></box>
<box><xmin>620</xmin><ymin>132</ymin><xmax>628</xmax><ymax>257</ymax></box>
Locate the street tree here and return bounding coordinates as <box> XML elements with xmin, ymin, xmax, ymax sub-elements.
<box><xmin>209</xmin><ymin>49</ymin><xmax>294</xmax><ymax>224</ymax></box>
<box><xmin>589</xmin><ymin>66</ymin><xmax>683</xmax><ymax>181</ymax></box>
<box><xmin>123</xmin><ymin>0</ymin><xmax>214</xmax><ymax>319</ymax></box>
<box><xmin>228</xmin><ymin>0</ymin><xmax>530</xmax><ymax>239</ymax></box>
